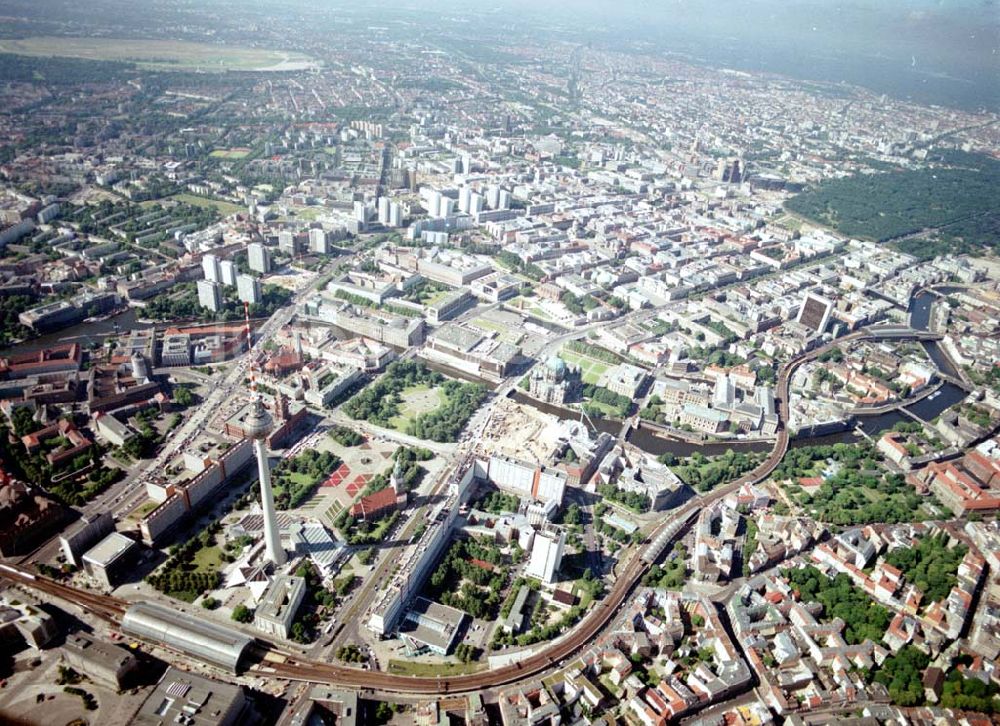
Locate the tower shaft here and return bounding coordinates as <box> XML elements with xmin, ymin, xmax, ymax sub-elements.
<box><xmin>254</xmin><ymin>437</ymin><xmax>286</xmax><ymax>567</ymax></box>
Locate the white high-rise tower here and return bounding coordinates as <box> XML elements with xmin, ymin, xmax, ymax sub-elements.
<box><xmin>243</xmin><ymin>398</ymin><xmax>285</xmax><ymax>567</ymax></box>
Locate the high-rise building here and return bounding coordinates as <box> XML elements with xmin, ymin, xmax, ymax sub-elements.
<box><xmin>278</xmin><ymin>230</ymin><xmax>304</xmax><ymax>255</ymax></box>
<box><xmin>525</xmin><ymin>528</ymin><xmax>565</xmax><ymax>583</ymax></box>
<box><xmin>469</xmin><ymin>193</ymin><xmax>484</xmax><ymax>215</ymax></box>
<box><xmin>196</xmin><ymin>279</ymin><xmax>222</xmax><ymax>312</ymax></box>
<box><xmin>201</xmin><ymin>254</ymin><xmax>221</xmax><ymax>283</ymax></box>
<box><xmin>427</xmin><ymin>190</ymin><xmax>443</xmax><ymax>218</ymax></box>
<box><xmin>438</xmin><ymin>196</ymin><xmax>454</xmax><ymax>218</ymax></box>
<box><xmin>243</xmin><ymin>399</ymin><xmax>285</xmax><ymax>567</ymax></box>
<box><xmin>353</xmin><ymin>201</ymin><xmax>369</xmax><ymax>224</ymax></box>
<box><xmin>717</xmin><ymin>158</ymin><xmax>743</xmax><ymax>183</ymax></box>
<box><xmin>248</xmin><ymin>243</ymin><xmax>272</xmax><ymax>274</ymax></box>
<box><xmin>498</xmin><ymin>190</ymin><xmax>511</xmax><ymax>210</ymax></box>
<box><xmin>389</xmin><ymin>202</ymin><xmax>403</xmax><ymax>228</ymax></box>
<box><xmin>219</xmin><ymin>259</ymin><xmax>238</xmax><ymax>287</ymax></box>
<box><xmin>458</xmin><ymin>187</ymin><xmax>472</xmax><ymax>213</ymax></box>
<box><xmin>308</xmin><ymin>228</ymin><xmax>328</xmax><ymax>254</ymax></box>
<box><xmin>237</xmin><ymin>274</ymin><xmax>262</xmax><ymax>305</ymax></box>
<box><xmin>377</xmin><ymin>197</ymin><xmax>390</xmax><ymax>225</ymax></box>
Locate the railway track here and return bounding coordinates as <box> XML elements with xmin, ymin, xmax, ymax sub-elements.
<box><xmin>0</xmin><ymin>563</ymin><xmax>127</xmax><ymax>622</ymax></box>
<box><xmin>0</xmin><ymin>331</ymin><xmax>870</xmax><ymax>694</ymax></box>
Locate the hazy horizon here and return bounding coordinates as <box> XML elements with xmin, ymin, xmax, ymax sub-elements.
<box><xmin>1</xmin><ymin>0</ymin><xmax>997</xmax><ymax>109</ymax></box>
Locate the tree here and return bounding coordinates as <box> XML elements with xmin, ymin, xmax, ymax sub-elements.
<box><xmin>173</xmin><ymin>385</ymin><xmax>194</xmax><ymax>407</ymax></box>
<box><xmin>562</xmin><ymin>503</ymin><xmax>582</xmax><ymax>525</ymax></box>
<box><xmin>11</xmin><ymin>407</ymin><xmax>36</xmax><ymax>437</ymax></box>
<box><xmin>885</xmin><ymin>533</ymin><xmax>967</xmax><ymax>603</ymax></box>
<box><xmin>873</xmin><ymin>646</ymin><xmax>930</xmax><ymax>706</ymax></box>
<box><xmin>232</xmin><ymin>605</ymin><xmax>254</xmax><ymax>623</ymax></box>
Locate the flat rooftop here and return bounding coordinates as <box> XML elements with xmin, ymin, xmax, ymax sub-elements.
<box><xmin>398</xmin><ymin>596</ymin><xmax>466</xmax><ymax>654</ymax></box>
<box><xmin>82</xmin><ymin>531</ymin><xmax>137</xmax><ymax>568</ymax></box>
<box><xmin>135</xmin><ymin>665</ymin><xmax>245</xmax><ymax>726</ymax></box>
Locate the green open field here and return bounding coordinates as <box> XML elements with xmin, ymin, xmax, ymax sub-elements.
<box><xmin>559</xmin><ymin>348</ymin><xmax>610</xmax><ymax>385</ymax></box>
<box><xmin>389</xmin><ymin>384</ymin><xmax>444</xmax><ymax>430</ymax></box>
<box><xmin>508</xmin><ymin>295</ymin><xmax>553</xmax><ymax>321</ymax></box>
<box><xmin>192</xmin><ymin>545</ymin><xmax>223</xmax><ymax>572</ymax></box>
<box><xmin>170</xmin><ymin>193</ymin><xmax>243</xmax><ymax>216</ymax></box>
<box><xmin>290</xmin><ymin>206</ymin><xmax>326</xmax><ymax>222</ymax></box>
<box><xmin>387</xmin><ymin>659</ymin><xmax>485</xmax><ymax>677</ymax></box>
<box><xmin>0</xmin><ymin>36</ymin><xmax>315</xmax><ymax>71</ymax></box>
<box><xmin>472</xmin><ymin>317</ymin><xmax>523</xmax><ymax>344</ymax></box>
<box><xmin>209</xmin><ymin>148</ymin><xmax>251</xmax><ymax>159</ymax></box>
<box><xmin>127</xmin><ymin>499</ymin><xmax>159</xmax><ymax>521</ymax></box>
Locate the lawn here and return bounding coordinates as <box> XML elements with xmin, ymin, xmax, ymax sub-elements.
<box><xmin>472</xmin><ymin>317</ymin><xmax>523</xmax><ymax>344</ymax></box>
<box><xmin>472</xmin><ymin>317</ymin><xmax>507</xmax><ymax>334</ymax></box>
<box><xmin>170</xmin><ymin>193</ymin><xmax>243</xmax><ymax>216</ymax></box>
<box><xmin>0</xmin><ymin>36</ymin><xmax>314</xmax><ymax>71</ymax></box>
<box><xmin>560</xmin><ymin>348</ymin><xmax>610</xmax><ymax>385</ymax></box>
<box><xmin>209</xmin><ymin>149</ymin><xmax>250</xmax><ymax>160</ymax></box>
<box><xmin>388</xmin><ymin>384</ymin><xmax>444</xmax><ymax>430</ymax></box>
<box><xmin>291</xmin><ymin>206</ymin><xmax>326</xmax><ymax>221</ymax></box>
<box><xmin>387</xmin><ymin>659</ymin><xmax>485</xmax><ymax>677</ymax></box>
<box><xmin>192</xmin><ymin>545</ymin><xmax>224</xmax><ymax>572</ymax></box>
<box><xmin>128</xmin><ymin>499</ymin><xmax>159</xmax><ymax>520</ymax></box>
<box><xmin>286</xmin><ymin>471</ymin><xmax>315</xmax><ymax>487</ymax></box>
<box><xmin>580</xmin><ymin>399</ymin><xmax>619</xmax><ymax>416</ymax></box>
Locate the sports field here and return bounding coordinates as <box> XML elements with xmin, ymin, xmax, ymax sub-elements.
<box><xmin>559</xmin><ymin>348</ymin><xmax>610</xmax><ymax>385</ymax></box>
<box><xmin>0</xmin><ymin>36</ymin><xmax>316</xmax><ymax>72</ymax></box>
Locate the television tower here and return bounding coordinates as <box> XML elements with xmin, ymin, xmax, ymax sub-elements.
<box><xmin>243</xmin><ymin>303</ymin><xmax>286</xmax><ymax>568</ymax></box>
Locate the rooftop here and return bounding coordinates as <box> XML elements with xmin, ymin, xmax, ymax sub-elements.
<box><xmin>82</xmin><ymin>531</ymin><xmax>137</xmax><ymax>568</ymax></box>
<box><xmin>135</xmin><ymin>666</ymin><xmax>246</xmax><ymax>726</ymax></box>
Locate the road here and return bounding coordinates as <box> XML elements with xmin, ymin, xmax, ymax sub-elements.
<box><xmin>3</xmin><ymin>327</ymin><xmax>884</xmax><ymax>695</ymax></box>
<box><xmin>112</xmin><ymin>270</ymin><xmax>334</xmax><ymax>519</ymax></box>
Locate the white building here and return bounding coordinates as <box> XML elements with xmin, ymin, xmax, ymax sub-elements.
<box><xmin>526</xmin><ymin>527</ymin><xmax>565</xmax><ymax>584</ymax></box>
<box><xmin>389</xmin><ymin>201</ymin><xmax>403</xmax><ymax>228</ymax></box>
<box><xmin>220</xmin><ymin>259</ymin><xmax>238</xmax><ymax>287</ymax></box>
<box><xmin>236</xmin><ymin>274</ymin><xmax>262</xmax><ymax>305</ymax></box>
<box><xmin>254</xmin><ymin>575</ymin><xmax>305</xmax><ymax>640</ymax></box>
<box><xmin>197</xmin><ymin>279</ymin><xmax>222</xmax><ymax>312</ymax></box>
<box><xmin>248</xmin><ymin>242</ymin><xmax>272</xmax><ymax>274</ymax></box>
<box><xmin>309</xmin><ymin>228</ymin><xmax>329</xmax><ymax>254</ymax></box>
<box><xmin>202</xmin><ymin>254</ymin><xmax>222</xmax><ymax>283</ymax></box>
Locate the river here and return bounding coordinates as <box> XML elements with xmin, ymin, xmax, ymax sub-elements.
<box><xmin>4</xmin><ymin>289</ymin><xmax>969</xmax><ymax>458</ymax></box>
<box><xmin>2</xmin><ymin>308</ymin><xmax>153</xmax><ymax>355</ymax></box>
<box><xmin>511</xmin><ymin>288</ymin><xmax>971</xmax><ymax>458</ymax></box>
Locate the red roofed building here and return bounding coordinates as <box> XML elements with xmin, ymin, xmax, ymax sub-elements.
<box><xmin>21</xmin><ymin>419</ymin><xmax>92</xmax><ymax>467</ymax></box>
<box><xmin>966</xmin><ymin>448</ymin><xmax>1000</xmax><ymax>488</ymax></box>
<box><xmin>0</xmin><ymin>343</ymin><xmax>81</xmax><ymax>380</ymax></box>
<box><xmin>349</xmin><ymin>485</ymin><xmax>403</xmax><ymax>521</ymax></box>
<box><xmin>263</xmin><ymin>346</ymin><xmax>304</xmax><ymax>377</ymax></box>
<box><xmin>919</xmin><ymin>460</ymin><xmax>1000</xmax><ymax>516</ymax></box>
